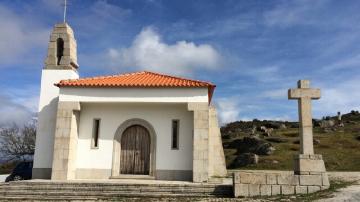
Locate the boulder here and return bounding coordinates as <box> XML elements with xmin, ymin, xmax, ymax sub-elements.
<box><xmin>231</xmin><ymin>153</ymin><xmax>258</xmax><ymax>167</ymax></box>
<box><xmin>280</xmin><ymin>124</ymin><xmax>287</xmax><ymax>129</ymax></box>
<box><xmin>313</xmin><ymin>119</ymin><xmax>321</xmax><ymax>127</ymax></box>
<box><xmin>251</xmin><ymin>126</ymin><xmax>257</xmax><ymax>135</ymax></box>
<box><xmin>320</xmin><ymin>120</ymin><xmax>335</xmax><ymax>128</ymax></box>
<box><xmin>222</xmin><ymin>134</ymin><xmax>231</xmax><ymax>139</ymax></box>
<box><xmin>260</xmin><ymin>126</ymin><xmax>267</xmax><ymax>132</ymax></box>
<box><xmin>263</xmin><ymin>122</ymin><xmax>283</xmax><ymax>129</ymax></box>
<box><xmin>228</xmin><ymin>136</ymin><xmax>275</xmax><ymax>155</ymax></box>
<box><xmin>259</xmin><ymin>126</ymin><xmax>274</xmax><ymax>136</ymax></box>
<box><xmin>272</xmin><ymin>160</ymin><xmax>279</xmax><ymax>164</ymax></box>
<box><xmin>264</xmin><ymin>128</ymin><xmax>274</xmax><ymax>137</ymax></box>
<box><xmin>254</xmin><ymin>142</ymin><xmax>275</xmax><ymax>155</ymax></box>
<box><xmin>242</xmin><ymin>136</ymin><xmax>275</xmax><ymax>155</ymax></box>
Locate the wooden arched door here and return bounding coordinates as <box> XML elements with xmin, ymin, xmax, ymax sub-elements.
<box><xmin>120</xmin><ymin>125</ymin><xmax>151</xmax><ymax>175</ymax></box>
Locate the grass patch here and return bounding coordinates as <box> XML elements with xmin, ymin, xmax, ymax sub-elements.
<box><xmin>223</xmin><ymin>121</ymin><xmax>360</xmax><ymax>171</ymax></box>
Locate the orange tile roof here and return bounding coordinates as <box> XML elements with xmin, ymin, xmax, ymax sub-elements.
<box><xmin>56</xmin><ymin>71</ymin><xmax>216</xmax><ymax>102</ymax></box>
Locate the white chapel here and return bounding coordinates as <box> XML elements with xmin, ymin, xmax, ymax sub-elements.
<box><xmin>33</xmin><ymin>23</ymin><xmax>227</xmax><ymax>182</ymax></box>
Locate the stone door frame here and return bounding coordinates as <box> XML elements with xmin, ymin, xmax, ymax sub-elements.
<box><xmin>111</xmin><ymin>118</ymin><xmax>157</xmax><ymax>177</ymax></box>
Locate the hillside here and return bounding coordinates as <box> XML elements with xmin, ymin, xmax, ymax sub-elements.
<box><xmin>221</xmin><ymin>111</ymin><xmax>360</xmax><ymax>171</ymax></box>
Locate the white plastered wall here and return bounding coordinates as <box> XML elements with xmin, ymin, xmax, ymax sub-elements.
<box><xmin>76</xmin><ymin>103</ymin><xmax>194</xmax><ymax>171</ymax></box>
<box><xmin>33</xmin><ymin>70</ymin><xmax>79</xmax><ymax>169</ymax></box>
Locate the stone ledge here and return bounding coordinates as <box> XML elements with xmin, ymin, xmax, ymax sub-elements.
<box><xmin>233</xmin><ymin>171</ymin><xmax>329</xmax><ymax>197</ymax></box>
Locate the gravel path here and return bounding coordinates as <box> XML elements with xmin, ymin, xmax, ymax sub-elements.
<box><xmin>316</xmin><ymin>184</ymin><xmax>360</xmax><ymax>202</ymax></box>
<box><xmin>316</xmin><ymin>172</ymin><xmax>360</xmax><ymax>202</ymax></box>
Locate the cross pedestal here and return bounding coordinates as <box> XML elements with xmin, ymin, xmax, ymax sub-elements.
<box><xmin>288</xmin><ymin>80</ymin><xmax>326</xmax><ymax>174</ymax></box>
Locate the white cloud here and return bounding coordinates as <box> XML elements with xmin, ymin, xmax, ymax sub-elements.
<box><xmin>0</xmin><ymin>5</ymin><xmax>49</xmax><ymax>66</ymax></box>
<box><xmin>91</xmin><ymin>0</ymin><xmax>132</xmax><ymax>20</ymax></box>
<box><xmin>215</xmin><ymin>96</ymin><xmax>293</xmax><ymax>124</ymax></box>
<box><xmin>264</xmin><ymin>0</ymin><xmax>327</xmax><ymax>27</ymax></box>
<box><xmin>324</xmin><ymin>54</ymin><xmax>360</xmax><ymax>71</ymax></box>
<box><xmin>237</xmin><ymin>65</ymin><xmax>293</xmax><ymax>84</ymax></box>
<box><xmin>314</xmin><ymin>78</ymin><xmax>360</xmax><ymax>116</ymax></box>
<box><xmin>216</xmin><ymin>98</ymin><xmax>241</xmax><ymax>124</ymax></box>
<box><xmin>0</xmin><ymin>86</ymin><xmax>39</xmax><ymax>127</ymax></box>
<box><xmin>0</xmin><ymin>95</ymin><xmax>34</xmax><ymax>127</ymax></box>
<box><xmin>262</xmin><ymin>88</ymin><xmax>287</xmax><ymax>99</ymax></box>
<box><xmin>107</xmin><ymin>27</ymin><xmax>221</xmax><ymax>75</ymax></box>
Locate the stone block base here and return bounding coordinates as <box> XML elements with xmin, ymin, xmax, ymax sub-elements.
<box><xmin>32</xmin><ymin>168</ymin><xmax>52</xmax><ymax>179</ymax></box>
<box><xmin>294</xmin><ymin>154</ymin><xmax>326</xmax><ymax>174</ymax></box>
<box><xmin>233</xmin><ymin>171</ymin><xmax>330</xmax><ymax>197</ymax></box>
<box><xmin>155</xmin><ymin>170</ymin><xmax>192</xmax><ymax>181</ymax></box>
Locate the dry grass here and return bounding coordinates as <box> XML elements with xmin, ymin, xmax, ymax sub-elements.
<box><xmin>223</xmin><ymin>122</ymin><xmax>360</xmax><ymax>171</ymax></box>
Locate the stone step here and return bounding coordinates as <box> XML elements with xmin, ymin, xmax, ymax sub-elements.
<box><xmin>4</xmin><ymin>182</ymin><xmax>229</xmax><ymax>188</ymax></box>
<box><xmin>1</xmin><ymin>183</ymin><xmax>232</xmax><ymax>190</ymax></box>
<box><xmin>0</xmin><ymin>182</ymin><xmax>233</xmax><ymax>199</ymax></box>
<box><xmin>10</xmin><ymin>181</ymin><xmax>222</xmax><ymax>188</ymax></box>
<box><xmin>0</xmin><ymin>195</ymin><xmax>99</xmax><ymax>201</ymax></box>
<box><xmin>3</xmin><ymin>183</ymin><xmax>232</xmax><ymax>192</ymax></box>
<box><xmin>0</xmin><ymin>190</ymin><xmax>229</xmax><ymax>198</ymax></box>
<box><xmin>0</xmin><ymin>188</ymin><xmax>231</xmax><ymax>196</ymax></box>
<box><xmin>1</xmin><ymin>186</ymin><xmax>231</xmax><ymax>194</ymax></box>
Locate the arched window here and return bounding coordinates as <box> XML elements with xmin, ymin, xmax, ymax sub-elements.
<box><xmin>56</xmin><ymin>38</ymin><xmax>64</xmax><ymax>65</ymax></box>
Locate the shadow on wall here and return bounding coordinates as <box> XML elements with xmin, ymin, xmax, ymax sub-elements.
<box><xmin>34</xmin><ymin>97</ymin><xmax>59</xmax><ymax>166</ymax></box>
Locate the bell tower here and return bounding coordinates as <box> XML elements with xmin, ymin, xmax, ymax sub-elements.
<box><xmin>45</xmin><ymin>23</ymin><xmax>79</xmax><ymax>70</ymax></box>
<box><xmin>33</xmin><ymin>23</ymin><xmax>79</xmax><ymax>179</ymax></box>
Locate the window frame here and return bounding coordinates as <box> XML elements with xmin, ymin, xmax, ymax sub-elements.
<box><xmin>91</xmin><ymin>118</ymin><xmax>101</xmax><ymax>149</ymax></box>
<box><xmin>171</xmin><ymin>119</ymin><xmax>180</xmax><ymax>150</ymax></box>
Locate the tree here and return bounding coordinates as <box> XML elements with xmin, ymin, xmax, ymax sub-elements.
<box><xmin>0</xmin><ymin>124</ymin><xmax>36</xmax><ymax>162</ymax></box>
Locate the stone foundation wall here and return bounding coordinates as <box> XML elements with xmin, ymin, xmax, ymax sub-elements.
<box><xmin>233</xmin><ymin>171</ymin><xmax>329</xmax><ymax>197</ymax></box>
<box><xmin>51</xmin><ymin>101</ymin><xmax>80</xmax><ymax>180</ymax></box>
<box><xmin>208</xmin><ymin>106</ymin><xmax>227</xmax><ymax>178</ymax></box>
<box><xmin>188</xmin><ymin>103</ymin><xmax>209</xmax><ymax>182</ymax></box>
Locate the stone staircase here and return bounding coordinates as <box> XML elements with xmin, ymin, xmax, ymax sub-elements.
<box><xmin>0</xmin><ymin>180</ymin><xmax>233</xmax><ymax>201</ymax></box>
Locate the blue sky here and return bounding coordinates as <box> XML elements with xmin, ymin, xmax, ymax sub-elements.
<box><xmin>1</xmin><ymin>0</ymin><xmax>360</xmax><ymax>126</ymax></box>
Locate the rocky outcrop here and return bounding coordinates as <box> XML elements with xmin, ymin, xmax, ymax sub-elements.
<box><xmin>231</xmin><ymin>153</ymin><xmax>258</xmax><ymax>167</ymax></box>
<box><xmin>320</xmin><ymin>120</ymin><xmax>335</xmax><ymax>128</ymax></box>
<box><xmin>228</xmin><ymin>136</ymin><xmax>275</xmax><ymax>156</ymax></box>
<box><xmin>260</xmin><ymin>126</ymin><xmax>274</xmax><ymax>136</ymax></box>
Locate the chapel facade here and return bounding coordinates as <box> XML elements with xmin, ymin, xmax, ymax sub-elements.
<box><xmin>33</xmin><ymin>23</ymin><xmax>227</xmax><ymax>182</ymax></box>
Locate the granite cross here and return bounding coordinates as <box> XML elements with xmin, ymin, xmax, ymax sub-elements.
<box><xmin>288</xmin><ymin>80</ymin><xmax>321</xmax><ymax>155</ymax></box>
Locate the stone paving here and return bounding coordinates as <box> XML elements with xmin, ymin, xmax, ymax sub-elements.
<box><xmin>28</xmin><ymin>178</ymin><xmax>231</xmax><ymax>185</ymax></box>
<box><xmin>316</xmin><ymin>184</ymin><xmax>360</xmax><ymax>202</ymax></box>
<box><xmin>0</xmin><ymin>172</ymin><xmax>359</xmax><ymax>201</ymax></box>
<box><xmin>316</xmin><ymin>172</ymin><xmax>360</xmax><ymax>202</ymax></box>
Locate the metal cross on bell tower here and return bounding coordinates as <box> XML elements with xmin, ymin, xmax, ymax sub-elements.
<box><xmin>63</xmin><ymin>0</ymin><xmax>68</xmax><ymax>23</ymax></box>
